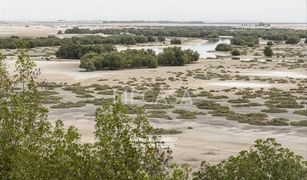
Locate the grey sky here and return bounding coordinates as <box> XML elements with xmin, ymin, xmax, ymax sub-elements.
<box><xmin>0</xmin><ymin>0</ymin><xmax>306</xmax><ymax>22</ymax></box>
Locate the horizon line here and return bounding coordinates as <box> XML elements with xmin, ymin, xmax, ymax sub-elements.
<box><xmin>0</xmin><ymin>20</ymin><xmax>306</xmax><ymax>25</ymax></box>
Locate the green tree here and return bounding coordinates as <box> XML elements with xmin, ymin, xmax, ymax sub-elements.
<box><xmin>158</xmin><ymin>47</ymin><xmax>199</xmax><ymax>66</ymax></box>
<box><xmin>170</xmin><ymin>38</ymin><xmax>182</xmax><ymax>45</ymax></box>
<box><xmin>55</xmin><ymin>41</ymin><xmax>83</xmax><ymax>59</ymax></box>
<box><xmin>215</xmin><ymin>43</ymin><xmax>232</xmax><ymax>51</ymax></box>
<box><xmin>92</xmin><ymin>97</ymin><xmax>172</xmax><ymax>179</ymax></box>
<box><xmin>193</xmin><ymin>138</ymin><xmax>307</xmax><ymax>180</ymax></box>
<box><xmin>158</xmin><ymin>35</ymin><xmax>166</xmax><ymax>42</ymax></box>
<box><xmin>147</xmin><ymin>55</ymin><xmax>158</xmax><ymax>68</ymax></box>
<box><xmin>147</xmin><ymin>36</ymin><xmax>157</xmax><ymax>42</ymax></box>
<box><xmin>0</xmin><ymin>50</ymin><xmax>178</xmax><ymax>179</ymax></box>
<box><xmin>0</xmin><ymin>49</ymin><xmax>89</xmax><ymax>179</ymax></box>
<box><xmin>286</xmin><ymin>36</ymin><xmax>300</xmax><ymax>44</ymax></box>
<box><xmin>264</xmin><ymin>46</ymin><xmax>273</xmax><ymax>57</ymax></box>
<box><xmin>158</xmin><ymin>47</ymin><xmax>184</xmax><ymax>66</ymax></box>
<box><xmin>231</xmin><ymin>49</ymin><xmax>240</xmax><ymax>56</ymax></box>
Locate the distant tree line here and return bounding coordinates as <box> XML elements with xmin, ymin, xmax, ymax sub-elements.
<box><xmin>55</xmin><ymin>42</ymin><xmax>116</xmax><ymax>59</ymax></box>
<box><xmin>80</xmin><ymin>47</ymin><xmax>200</xmax><ymax>71</ymax></box>
<box><xmin>0</xmin><ymin>35</ymin><xmax>62</xmax><ymax>49</ymax></box>
<box><xmin>64</xmin><ymin>27</ymin><xmax>93</xmax><ymax>34</ymax></box>
<box><xmin>0</xmin><ymin>34</ymin><xmax>159</xmax><ymax>49</ymax></box>
<box><xmin>2</xmin><ymin>27</ymin><xmax>304</xmax><ymax>49</ymax></box>
<box><xmin>64</xmin><ymin>26</ymin><xmax>307</xmax><ymax>43</ymax></box>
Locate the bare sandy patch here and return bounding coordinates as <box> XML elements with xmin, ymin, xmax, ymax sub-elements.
<box><xmin>207</xmin><ymin>82</ymin><xmax>273</xmax><ymax>88</ymax></box>
<box><xmin>242</xmin><ymin>71</ymin><xmax>307</xmax><ymax>79</ymax></box>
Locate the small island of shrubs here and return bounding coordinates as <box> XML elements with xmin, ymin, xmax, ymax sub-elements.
<box><xmin>80</xmin><ymin>47</ymin><xmax>200</xmax><ymax>71</ymax></box>
<box><xmin>215</xmin><ymin>43</ymin><xmax>232</xmax><ymax>51</ymax></box>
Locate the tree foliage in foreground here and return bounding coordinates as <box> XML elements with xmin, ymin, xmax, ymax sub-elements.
<box><xmin>1</xmin><ymin>50</ymin><xmax>307</xmax><ymax>179</ymax></box>
<box><xmin>193</xmin><ymin>138</ymin><xmax>307</xmax><ymax>180</ymax></box>
<box><xmin>0</xmin><ymin>50</ymin><xmax>191</xmax><ymax>179</ymax></box>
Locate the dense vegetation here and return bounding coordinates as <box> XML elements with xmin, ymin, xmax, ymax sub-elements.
<box><xmin>0</xmin><ymin>34</ymin><xmax>157</xmax><ymax>49</ymax></box>
<box><xmin>285</xmin><ymin>36</ymin><xmax>301</xmax><ymax>44</ymax></box>
<box><xmin>2</xmin><ymin>26</ymin><xmax>305</xmax><ymax>49</ymax></box>
<box><xmin>158</xmin><ymin>47</ymin><xmax>200</xmax><ymax>66</ymax></box>
<box><xmin>158</xmin><ymin>35</ymin><xmax>166</xmax><ymax>42</ymax></box>
<box><xmin>231</xmin><ymin>36</ymin><xmax>259</xmax><ymax>46</ymax></box>
<box><xmin>193</xmin><ymin>138</ymin><xmax>307</xmax><ymax>179</ymax></box>
<box><xmin>64</xmin><ymin>27</ymin><xmax>94</xmax><ymax>34</ymax></box>
<box><xmin>80</xmin><ymin>49</ymin><xmax>158</xmax><ymax>71</ymax></box>
<box><xmin>80</xmin><ymin>47</ymin><xmax>200</xmax><ymax>71</ymax></box>
<box><xmin>0</xmin><ymin>35</ymin><xmax>62</xmax><ymax>49</ymax></box>
<box><xmin>1</xmin><ymin>50</ymin><xmax>307</xmax><ymax>179</ymax></box>
<box><xmin>64</xmin><ymin>26</ymin><xmax>307</xmax><ymax>41</ymax></box>
<box><xmin>215</xmin><ymin>43</ymin><xmax>232</xmax><ymax>51</ymax></box>
<box><xmin>56</xmin><ymin>42</ymin><xmax>116</xmax><ymax>59</ymax></box>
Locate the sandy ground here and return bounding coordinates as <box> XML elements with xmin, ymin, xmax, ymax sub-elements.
<box><xmin>4</xmin><ymin>58</ymin><xmax>307</xmax><ymax>168</ymax></box>
<box><xmin>0</xmin><ymin>24</ymin><xmax>63</xmax><ymax>37</ymax></box>
<box><xmin>5</xmin><ymin>59</ymin><xmax>303</xmax><ymax>89</ymax></box>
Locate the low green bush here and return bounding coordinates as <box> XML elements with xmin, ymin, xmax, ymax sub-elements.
<box><xmin>231</xmin><ymin>49</ymin><xmax>241</xmax><ymax>56</ymax></box>
<box><xmin>153</xmin><ymin>128</ymin><xmax>182</xmax><ymax>135</ymax></box>
<box><xmin>293</xmin><ymin>109</ymin><xmax>307</xmax><ymax>116</ymax></box>
<box><xmin>173</xmin><ymin>109</ymin><xmax>198</xmax><ymax>119</ymax></box>
<box><xmin>51</xmin><ymin>101</ymin><xmax>86</xmax><ymax>109</ymax></box>
<box><xmin>261</xmin><ymin>108</ymin><xmax>288</xmax><ymax>113</ymax></box>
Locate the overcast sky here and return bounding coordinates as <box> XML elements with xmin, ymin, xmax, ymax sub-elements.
<box><xmin>0</xmin><ymin>0</ymin><xmax>306</xmax><ymax>22</ymax></box>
